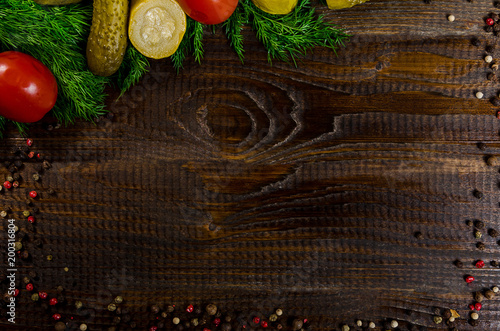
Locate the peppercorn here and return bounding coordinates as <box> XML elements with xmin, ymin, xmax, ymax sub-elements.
<box><xmin>477</xmin><ymin>242</ymin><xmax>486</xmax><ymax>250</ymax></box>
<box><xmin>448</xmin><ymin>15</ymin><xmax>455</xmax><ymax>22</ymax></box>
<box><xmin>473</xmin><ymin>190</ymin><xmax>484</xmax><ymax>199</ymax></box>
<box><xmin>75</xmin><ymin>301</ymin><xmax>83</xmax><ymax>309</ymax></box>
<box><xmin>275</xmin><ymin>308</ymin><xmax>283</xmax><ymax>316</ymax></box>
<box><xmin>32</xmin><ymin>173</ymin><xmax>40</xmax><ymax>181</ymax></box>
<box><xmin>151</xmin><ymin>305</ymin><xmax>160</xmax><ymax>314</ymax></box>
<box><xmin>14</xmin><ymin>242</ymin><xmax>22</xmax><ymax>250</ymax></box>
<box><xmin>356</xmin><ymin>320</ymin><xmax>363</xmax><ymax>327</ymax></box>
<box><xmin>454</xmin><ymin>259</ymin><xmax>463</xmax><ymax>268</ymax></box>
<box><xmin>489</xmin><ymin>228</ymin><xmax>499</xmax><ymax>238</ymax></box>
<box><xmin>42</xmin><ymin>160</ymin><xmax>51</xmax><ymax>170</ymax></box>
<box><xmin>493</xmin><ymin>286</ymin><xmax>499</xmax><ymax>293</ymax></box>
<box><xmin>488</xmin><ymin>72</ymin><xmax>496</xmax><ymax>81</ymax></box>
<box><xmin>0</xmin><ymin>211</ymin><xmax>7</xmax><ymax>218</ymax></box>
<box><xmin>206</xmin><ymin>304</ymin><xmax>217</xmax><ymax>315</ymax></box>
<box><xmin>47</xmin><ymin>255</ymin><xmax>53</xmax><ymax>261</ymax></box>
<box><xmin>108</xmin><ymin>303</ymin><xmax>117</xmax><ymax>312</ymax></box>
<box><xmin>472</xmin><ymin>38</ymin><xmax>481</xmax><ymax>46</ymax></box>
<box><xmin>474</xmin><ymin>230</ymin><xmax>482</xmax><ymax>239</ymax></box>
<box><xmin>485</xmin><ymin>289</ymin><xmax>495</xmax><ymax>299</ymax></box>
<box><xmin>269</xmin><ymin>314</ymin><xmax>278</xmax><ymax>322</ymax></box>
<box><xmin>191</xmin><ymin>319</ymin><xmax>198</xmax><ymax>327</ymax></box>
<box><xmin>114</xmin><ymin>296</ymin><xmax>123</xmax><ymax>304</ymax></box>
<box><xmin>414</xmin><ymin>231</ymin><xmax>423</xmax><ymax>239</ymax></box>
<box><xmin>167</xmin><ymin>305</ymin><xmax>175</xmax><ymax>313</ymax></box>
<box><xmin>465</xmin><ymin>275</ymin><xmax>475</xmax><ymax>283</ymax></box>
<box><xmin>80</xmin><ymin>324</ymin><xmax>87</xmax><ymax>331</ymax></box>
<box><xmin>368</xmin><ymin>322</ymin><xmax>376</xmax><ymax>329</ymax></box>
<box><xmin>433</xmin><ymin>316</ymin><xmax>442</xmax><ymax>324</ymax></box>
<box><xmin>221</xmin><ymin>323</ymin><xmax>231</xmax><ymax>331</ymax></box>
<box><xmin>390</xmin><ymin>320</ymin><xmax>398</xmax><ymax>328</ymax></box>
<box><xmin>54</xmin><ymin>321</ymin><xmax>66</xmax><ymax>331</ymax></box>
<box><xmin>172</xmin><ymin>317</ymin><xmax>180</xmax><ymax>325</ymax></box>
<box><xmin>475</xmin><ymin>291</ymin><xmax>485</xmax><ymax>302</ymax></box>
<box><xmin>292</xmin><ymin>319</ymin><xmax>303</xmax><ymax>330</ymax></box>
<box><xmin>341</xmin><ymin>325</ymin><xmax>350</xmax><ymax>331</ymax></box>
<box><xmin>471</xmin><ymin>312</ymin><xmax>479</xmax><ymax>320</ymax></box>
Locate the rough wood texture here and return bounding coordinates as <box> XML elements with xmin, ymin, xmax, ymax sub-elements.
<box><xmin>2</xmin><ymin>0</ymin><xmax>500</xmax><ymax>330</ymax></box>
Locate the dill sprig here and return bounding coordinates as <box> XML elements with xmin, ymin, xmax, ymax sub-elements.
<box><xmin>171</xmin><ymin>17</ymin><xmax>205</xmax><ymax>72</ymax></box>
<box><xmin>0</xmin><ymin>0</ymin><xmax>148</xmax><ymax>136</ymax></box>
<box><xmin>174</xmin><ymin>0</ymin><xmax>349</xmax><ymax>68</ymax></box>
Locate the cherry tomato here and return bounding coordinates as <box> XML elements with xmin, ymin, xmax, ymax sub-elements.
<box><xmin>0</xmin><ymin>51</ymin><xmax>58</xmax><ymax>123</ymax></box>
<box><xmin>176</xmin><ymin>0</ymin><xmax>238</xmax><ymax>25</ymax></box>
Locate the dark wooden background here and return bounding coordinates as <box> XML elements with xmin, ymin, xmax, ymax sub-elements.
<box><xmin>2</xmin><ymin>0</ymin><xmax>500</xmax><ymax>330</ymax></box>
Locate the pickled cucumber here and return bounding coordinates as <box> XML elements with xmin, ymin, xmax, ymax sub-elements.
<box><xmin>86</xmin><ymin>0</ymin><xmax>128</xmax><ymax>77</ymax></box>
<box><xmin>128</xmin><ymin>0</ymin><xmax>186</xmax><ymax>59</ymax></box>
<box><xmin>33</xmin><ymin>0</ymin><xmax>82</xmax><ymax>5</ymax></box>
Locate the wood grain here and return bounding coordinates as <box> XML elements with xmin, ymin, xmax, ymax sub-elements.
<box><xmin>2</xmin><ymin>0</ymin><xmax>500</xmax><ymax>330</ymax></box>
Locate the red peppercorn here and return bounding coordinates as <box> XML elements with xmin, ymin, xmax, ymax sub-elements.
<box><xmin>203</xmin><ymin>329</ymin><xmax>211</xmax><ymax>331</ymax></box>
<box><xmin>186</xmin><ymin>304</ymin><xmax>194</xmax><ymax>313</ymax></box>
<box><xmin>149</xmin><ymin>327</ymin><xmax>158</xmax><ymax>331</ymax></box>
<box><xmin>465</xmin><ymin>275</ymin><xmax>475</xmax><ymax>283</ymax></box>
<box><xmin>253</xmin><ymin>317</ymin><xmax>260</xmax><ymax>325</ymax></box>
<box><xmin>475</xmin><ymin>302</ymin><xmax>482</xmax><ymax>311</ymax></box>
<box><xmin>487</xmin><ymin>18</ymin><xmax>495</xmax><ymax>26</ymax></box>
<box><xmin>475</xmin><ymin>260</ymin><xmax>485</xmax><ymax>268</ymax></box>
<box><xmin>3</xmin><ymin>181</ymin><xmax>12</xmax><ymax>189</ymax></box>
<box><xmin>38</xmin><ymin>291</ymin><xmax>48</xmax><ymax>299</ymax></box>
<box><xmin>13</xmin><ymin>289</ymin><xmax>19</xmax><ymax>297</ymax></box>
<box><xmin>261</xmin><ymin>321</ymin><xmax>269</xmax><ymax>328</ymax></box>
<box><xmin>27</xmin><ymin>216</ymin><xmax>35</xmax><ymax>224</ymax></box>
<box><xmin>29</xmin><ymin>191</ymin><xmax>37</xmax><ymax>198</ymax></box>
<box><xmin>49</xmin><ymin>297</ymin><xmax>58</xmax><ymax>305</ymax></box>
<box><xmin>36</xmin><ymin>153</ymin><xmax>41</xmax><ymax>159</ymax></box>
<box><xmin>26</xmin><ymin>138</ymin><xmax>33</xmax><ymax>147</ymax></box>
<box><xmin>26</xmin><ymin>283</ymin><xmax>33</xmax><ymax>291</ymax></box>
<box><xmin>52</xmin><ymin>313</ymin><xmax>61</xmax><ymax>321</ymax></box>
<box><xmin>27</xmin><ymin>151</ymin><xmax>35</xmax><ymax>159</ymax></box>
<box><xmin>213</xmin><ymin>318</ymin><xmax>221</xmax><ymax>326</ymax></box>
<box><xmin>469</xmin><ymin>303</ymin><xmax>475</xmax><ymax>310</ymax></box>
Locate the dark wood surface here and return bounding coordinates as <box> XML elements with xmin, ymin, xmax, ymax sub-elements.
<box><xmin>2</xmin><ymin>0</ymin><xmax>500</xmax><ymax>330</ymax></box>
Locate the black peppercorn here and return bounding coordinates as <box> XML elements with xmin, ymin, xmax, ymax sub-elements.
<box><xmin>491</xmin><ymin>260</ymin><xmax>499</xmax><ymax>267</ymax></box>
<box><xmin>473</xmin><ymin>190</ymin><xmax>484</xmax><ymax>199</ymax></box>
<box><xmin>469</xmin><ymin>319</ymin><xmax>479</xmax><ymax>326</ymax></box>
<box><xmin>488</xmin><ymin>72</ymin><xmax>496</xmax><ymax>81</ymax></box>
<box><xmin>489</xmin><ymin>229</ymin><xmax>499</xmax><ymax>238</ymax></box>
<box><xmin>466</xmin><ymin>220</ymin><xmax>473</xmax><ymax>227</ymax></box>
<box><xmin>487</xmin><ymin>155</ymin><xmax>498</xmax><ymax>166</ymax></box>
<box><xmin>150</xmin><ymin>305</ymin><xmax>160</xmax><ymax>314</ymax></box>
<box><xmin>414</xmin><ymin>231</ymin><xmax>423</xmax><ymax>239</ymax></box>
<box><xmin>475</xmin><ymin>220</ymin><xmax>485</xmax><ymax>229</ymax></box>
<box><xmin>292</xmin><ymin>319</ymin><xmax>303</xmax><ymax>330</ymax></box>
<box><xmin>206</xmin><ymin>304</ymin><xmax>217</xmax><ymax>316</ymax></box>
<box><xmin>485</xmin><ymin>289</ymin><xmax>495</xmax><ymax>299</ymax></box>
<box><xmin>477</xmin><ymin>142</ymin><xmax>487</xmax><ymax>150</ymax></box>
<box><xmin>472</xmin><ymin>39</ymin><xmax>481</xmax><ymax>47</ymax></box>
<box><xmin>475</xmin><ymin>291</ymin><xmax>484</xmax><ymax>302</ymax></box>
<box><xmin>477</xmin><ymin>242</ymin><xmax>486</xmax><ymax>250</ymax></box>
<box><xmin>443</xmin><ymin>309</ymin><xmax>452</xmax><ymax>319</ymax></box>
<box><xmin>454</xmin><ymin>259</ymin><xmax>464</xmax><ymax>268</ymax></box>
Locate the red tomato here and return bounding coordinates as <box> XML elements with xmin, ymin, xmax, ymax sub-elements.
<box><xmin>0</xmin><ymin>51</ymin><xmax>58</xmax><ymax>123</ymax></box>
<box><xmin>176</xmin><ymin>0</ymin><xmax>238</xmax><ymax>25</ymax></box>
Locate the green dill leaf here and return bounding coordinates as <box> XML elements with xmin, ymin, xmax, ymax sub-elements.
<box><xmin>223</xmin><ymin>5</ymin><xmax>247</xmax><ymax>63</ymax></box>
<box><xmin>171</xmin><ymin>17</ymin><xmax>205</xmax><ymax>72</ymax></box>
<box><xmin>0</xmin><ymin>0</ymin><xmax>148</xmax><ymax>135</ymax></box>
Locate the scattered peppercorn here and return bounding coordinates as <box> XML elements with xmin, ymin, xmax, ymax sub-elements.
<box><xmin>476</xmin><ymin>92</ymin><xmax>484</xmax><ymax>99</ymax></box>
<box><xmin>485</xmin><ymin>289</ymin><xmax>495</xmax><ymax>299</ymax></box>
<box><xmin>475</xmin><ymin>302</ymin><xmax>482</xmax><ymax>311</ymax></box>
<box><xmin>475</xmin><ymin>230</ymin><xmax>482</xmax><ymax>239</ymax></box>
<box><xmin>472</xmin><ymin>189</ymin><xmax>484</xmax><ymax>200</ymax></box>
<box><xmin>477</xmin><ymin>242</ymin><xmax>486</xmax><ymax>250</ymax></box>
<box><xmin>275</xmin><ymin>308</ymin><xmax>283</xmax><ymax>316</ymax></box>
<box><xmin>206</xmin><ymin>304</ymin><xmax>217</xmax><ymax>316</ymax></box>
<box><xmin>471</xmin><ymin>312</ymin><xmax>479</xmax><ymax>320</ymax></box>
<box><xmin>292</xmin><ymin>319</ymin><xmax>303</xmax><ymax>330</ymax></box>
<box><xmin>465</xmin><ymin>275</ymin><xmax>475</xmax><ymax>283</ymax></box>
<box><xmin>475</xmin><ymin>260</ymin><xmax>485</xmax><ymax>268</ymax></box>
<box><xmin>108</xmin><ymin>303</ymin><xmax>117</xmax><ymax>311</ymax></box>
<box><xmin>489</xmin><ymin>228</ymin><xmax>499</xmax><ymax>237</ymax></box>
<box><xmin>475</xmin><ymin>291</ymin><xmax>485</xmax><ymax>302</ymax></box>
<box><xmin>390</xmin><ymin>320</ymin><xmax>399</xmax><ymax>328</ymax></box>
<box><xmin>433</xmin><ymin>316</ymin><xmax>443</xmax><ymax>324</ymax></box>
<box><xmin>414</xmin><ymin>231</ymin><xmax>423</xmax><ymax>239</ymax></box>
<box><xmin>448</xmin><ymin>15</ymin><xmax>456</xmax><ymax>22</ymax></box>
<box><xmin>173</xmin><ymin>317</ymin><xmax>180</xmax><ymax>325</ymax></box>
<box><xmin>454</xmin><ymin>260</ymin><xmax>464</xmax><ymax>268</ymax></box>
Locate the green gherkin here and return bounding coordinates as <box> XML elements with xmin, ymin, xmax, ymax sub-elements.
<box><xmin>86</xmin><ymin>0</ymin><xmax>129</xmax><ymax>77</ymax></box>
<box><xmin>33</xmin><ymin>0</ymin><xmax>82</xmax><ymax>5</ymax></box>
